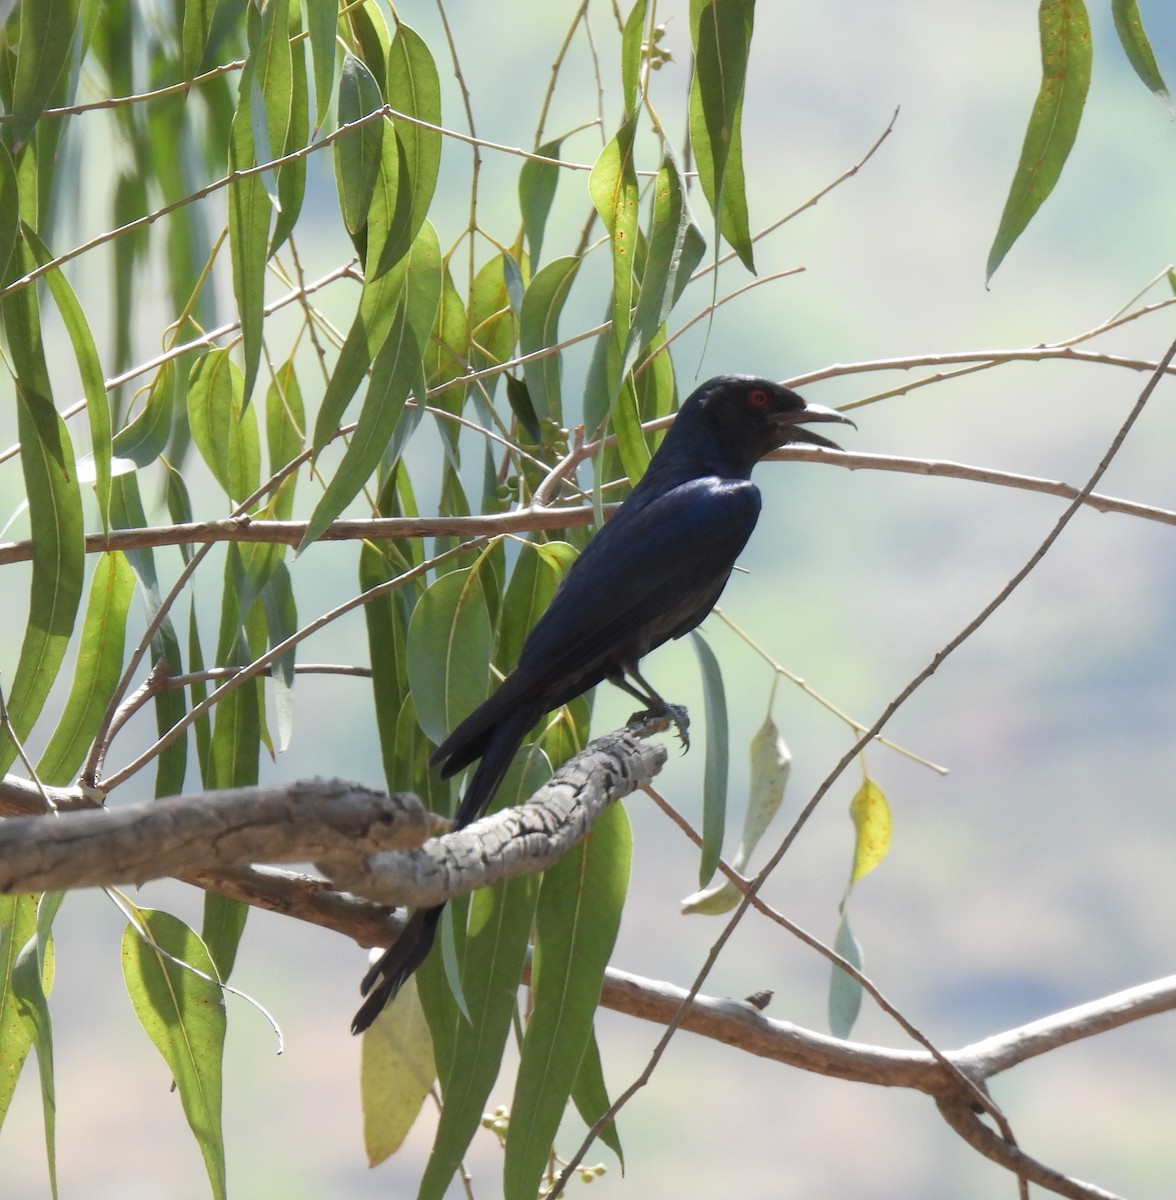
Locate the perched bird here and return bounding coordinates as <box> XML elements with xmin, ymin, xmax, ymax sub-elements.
<box><xmin>352</xmin><ymin>374</ymin><xmax>852</xmax><ymax>1032</ymax></box>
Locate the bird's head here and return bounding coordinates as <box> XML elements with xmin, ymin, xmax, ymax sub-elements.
<box><xmin>689</xmin><ymin>375</ymin><xmax>855</xmax><ymax>472</ymax></box>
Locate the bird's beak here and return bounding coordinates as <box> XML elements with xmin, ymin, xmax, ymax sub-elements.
<box><xmin>772</xmin><ymin>401</ymin><xmax>856</xmax><ymax>451</ymax></box>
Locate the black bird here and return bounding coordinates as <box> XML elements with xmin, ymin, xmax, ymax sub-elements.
<box><xmin>352</xmin><ymin>375</ymin><xmax>852</xmax><ymax>1032</ymax></box>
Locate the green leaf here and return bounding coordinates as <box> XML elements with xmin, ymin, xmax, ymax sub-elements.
<box><xmin>518</xmin><ymin>136</ymin><xmax>564</xmax><ymax>264</ymax></box>
<box><xmin>688</xmin><ymin>0</ymin><xmax>756</xmax><ymax>272</ymax></box>
<box><xmin>377</xmin><ymin>23</ymin><xmax>442</xmax><ymax>276</ymax></box>
<box><xmin>360</xmin><ymin>485</ymin><xmax>417</xmax><ymax>792</ymax></box>
<box><xmin>497</xmin><ymin>540</ymin><xmax>573</xmax><ymax>668</ymax></box>
<box><xmin>112</xmin><ymin>361</ymin><xmax>174</xmax><ymax>469</ymax></box>
<box><xmin>848</xmin><ymin>777</ymin><xmax>892</xmax><ymax>884</ymax></box>
<box><xmin>122</xmin><ymin>910</ymin><xmax>227</xmax><ymax>1200</ymax></box>
<box><xmin>301</xmin><ymin>305</ymin><xmax>421</xmax><ymax>549</ymax></box>
<box><xmin>589</xmin><ymin>114</ymin><xmax>640</xmax><ymax>353</ymax></box>
<box><xmin>228</xmin><ymin>2</ymin><xmax>289</xmax><ymax>406</ymax></box>
<box><xmin>205</xmin><ymin>544</ymin><xmax>265</xmax><ymax>788</ymax></box>
<box><xmin>261</xmin><ymin>560</ymin><xmax>298</xmax><ymax>752</ymax></box>
<box><xmin>519</xmin><ymin>255</ymin><xmax>580</xmax><ymax>425</ymax></box>
<box><xmin>22</xmin><ymin>225</ymin><xmax>112</xmax><ymax>531</ymax></box>
<box><xmin>986</xmin><ymin>0</ymin><xmax>1092</xmax><ymax>282</ymax></box>
<box><xmin>264</xmin><ymin>356</ymin><xmax>305</xmax><ymax>522</ymax></box>
<box><xmin>361</xmin><ymin>979</ymin><xmax>436</xmax><ymax>1166</ymax></box>
<box><xmin>406</xmin><ymin>565</ymin><xmax>493</xmax><ymax>747</ymax></box>
<box><xmin>620</xmin><ymin>0</ymin><xmax>650</xmax><ymax>116</ymax></box>
<box><xmin>181</xmin><ymin>0</ymin><xmax>216</xmax><ymax>78</ymax></box>
<box><xmin>467</xmin><ymin>251</ymin><xmax>519</xmax><ymax>386</ymax></box>
<box><xmin>827</xmin><ymin>911</ymin><xmax>863</xmax><ymax>1039</ymax></box>
<box><xmin>633</xmin><ymin>336</ymin><xmax>677</xmax><ymax>449</ymax></box>
<box><xmin>8</xmin><ymin>0</ymin><xmax>81</xmax><ymax>148</ymax></box>
<box><xmin>0</xmin><ymin>143</ymin><xmax>19</xmax><ymax>286</ymax></box>
<box><xmin>269</xmin><ymin>0</ymin><xmax>309</xmax><ymax>255</ymax></box>
<box><xmin>682</xmin><ymin>713</ymin><xmax>790</xmax><ymax>915</ymax></box>
<box><xmin>312</xmin><ymin>221</ymin><xmax>441</xmax><ymax>455</ymax></box>
<box><xmin>612</xmin><ymin>373</ymin><xmax>651</xmax><ymax>485</ymax></box>
<box><xmin>504</xmin><ymin>374</ymin><xmax>540</xmax><ymax>443</ymax></box>
<box><xmin>252</xmin><ymin>0</ymin><xmax>293</xmax><ymax>198</ymax></box>
<box><xmin>689</xmin><ymin>631</ymin><xmax>729</xmax><ymax>887</ymax></box>
<box><xmin>35</xmin><ymin>552</ymin><xmax>134</xmax><ymax>785</ymax></box>
<box><xmin>0</xmin><ymin>895</ymin><xmax>52</xmax><ymax>1130</ymax></box>
<box><xmin>504</xmin><ymin>803</ymin><xmax>631</xmax><ymax>1200</ymax></box>
<box><xmin>335</xmin><ymin>53</ymin><xmax>386</xmax><ymax>236</ymax></box>
<box><xmin>306</xmin><ymin>0</ymin><xmax>339</xmax><ymax>131</ymax></box>
<box><xmin>301</xmin><ymin>223</ymin><xmax>439</xmax><ymax>549</ymax></box>
<box><xmin>626</xmin><ymin>149</ymin><xmax>692</xmax><ymax>373</ymax></box>
<box><xmin>0</xmin><ymin>389</ymin><xmax>85</xmax><ymax>776</ymax></box>
<box><xmin>672</xmin><ymin>219</ymin><xmax>707</xmax><ymax>307</ymax></box>
<box><xmin>424</xmin><ymin>260</ymin><xmax>470</xmax><ymax>390</ymax></box>
<box><xmin>200</xmin><ymin>895</ymin><xmax>249</xmax><ymax>985</ymax></box>
<box><xmin>416</xmin><ymin>751</ymin><xmax>548</xmax><ymax>1200</ymax></box>
<box><xmin>1111</xmin><ymin>0</ymin><xmax>1172</xmax><ymax>112</ymax></box>
<box><xmin>360</xmin><ymin>114</ymin><xmax>404</xmax><ymax>279</ymax></box>
<box><xmin>570</xmin><ymin>1027</ymin><xmax>623</xmax><ymax>1165</ymax></box>
<box><xmin>187</xmin><ymin>349</ymin><xmax>261</xmax><ymax>504</ymax></box>
<box><xmin>110</xmin><ymin>476</ymin><xmax>188</xmax><ymax>797</ymax></box>
<box><xmin>10</xmin><ymin>893</ymin><xmax>62</xmax><ymax>1200</ymax></box>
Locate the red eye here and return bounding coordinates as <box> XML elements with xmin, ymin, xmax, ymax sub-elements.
<box><xmin>748</xmin><ymin>388</ymin><xmax>768</xmax><ymax>408</ymax></box>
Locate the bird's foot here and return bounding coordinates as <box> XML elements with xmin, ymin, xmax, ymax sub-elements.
<box><xmin>626</xmin><ymin>703</ymin><xmax>690</xmax><ymax>752</ymax></box>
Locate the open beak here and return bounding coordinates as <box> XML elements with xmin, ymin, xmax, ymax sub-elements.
<box><xmin>773</xmin><ymin>401</ymin><xmax>856</xmax><ymax>451</ymax></box>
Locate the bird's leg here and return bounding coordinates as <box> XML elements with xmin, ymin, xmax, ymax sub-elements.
<box><xmin>611</xmin><ymin>669</ymin><xmax>690</xmax><ymax>751</ymax></box>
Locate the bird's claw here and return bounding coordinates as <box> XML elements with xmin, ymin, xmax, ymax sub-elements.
<box><xmin>626</xmin><ymin>703</ymin><xmax>690</xmax><ymax>752</ymax></box>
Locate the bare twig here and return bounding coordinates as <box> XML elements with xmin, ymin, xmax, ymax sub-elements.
<box><xmin>97</xmin><ymin>538</ymin><xmax>488</xmax><ymax>793</ymax></box>
<box><xmin>3</xmin><ymin>443</ymin><xmax>1172</xmax><ymax>571</ymax></box>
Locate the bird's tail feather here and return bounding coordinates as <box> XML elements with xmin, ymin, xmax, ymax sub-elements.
<box><xmin>352</xmin><ymin>905</ymin><xmax>442</xmax><ymax>1033</ymax></box>
<box><xmin>352</xmin><ymin>703</ymin><xmax>544</xmax><ymax>1033</ymax></box>
<box><xmin>450</xmin><ymin>702</ymin><xmax>543</xmax><ymax>829</ymax></box>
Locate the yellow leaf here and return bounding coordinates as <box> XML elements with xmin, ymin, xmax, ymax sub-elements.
<box><xmin>848</xmin><ymin>779</ymin><xmax>892</xmax><ymax>884</ymax></box>
<box><xmin>361</xmin><ymin>978</ymin><xmax>437</xmax><ymax>1165</ymax></box>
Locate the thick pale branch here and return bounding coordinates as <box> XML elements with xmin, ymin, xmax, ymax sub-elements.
<box><xmin>0</xmin><ymin>728</ymin><xmax>665</xmax><ymax>904</ymax></box>
<box><xmin>0</xmin><ymin>780</ymin><xmax>438</xmax><ymax>893</ymax></box>
<box><xmin>319</xmin><ymin>728</ymin><xmax>667</xmax><ymax>906</ymax></box>
<box><xmin>955</xmin><ymin>974</ymin><xmax>1176</xmax><ymax>1075</ymax></box>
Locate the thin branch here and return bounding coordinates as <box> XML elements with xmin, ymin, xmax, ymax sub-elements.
<box><xmin>709</xmin><ymin>607</ymin><xmax>950</xmax><ymax>774</ymax></box>
<box><xmin>3</xmin><ymin>448</ymin><xmax>1171</xmax><ymax>575</ymax></box>
<box><xmin>96</xmin><ymin>538</ymin><xmax>486</xmax><ymax>792</ymax></box>
<box><xmin>689</xmin><ymin>107</ymin><xmax>900</xmax><ymax>284</ymax></box>
<box><xmin>770</xmin><ymin>447</ymin><xmax>1176</xmax><ymax>525</ymax></box>
<box><xmin>0</xmin><ymin>259</ymin><xmax>359</xmax><ymax>469</ymax></box>
<box><xmin>786</xmin><ymin>344</ymin><xmax>1176</xmax><ymax>398</ymax></box>
<box><xmin>105</xmin><ymin>662</ymin><xmax>372</xmax><ymax>749</ymax></box>
<box><xmin>0</xmin><ymin>111</ymin><xmax>391</xmax><ymax>301</ymax></box>
<box><xmin>0</xmin><ymin>58</ymin><xmax>249</xmax><ymax>119</ymax></box>
<box><xmin>935</xmin><ymin>1098</ymin><xmax>1123</xmax><ymax>1200</ymax></box>
<box><xmin>645</xmin><ymin>783</ymin><xmax>1005</xmax><ymax>1127</ymax></box>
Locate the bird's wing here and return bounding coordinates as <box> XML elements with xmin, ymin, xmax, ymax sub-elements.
<box><xmin>516</xmin><ymin>475</ymin><xmax>762</xmax><ymax>692</ymax></box>
<box><xmin>431</xmin><ymin>476</ymin><xmax>761</xmax><ymax>775</ymax></box>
